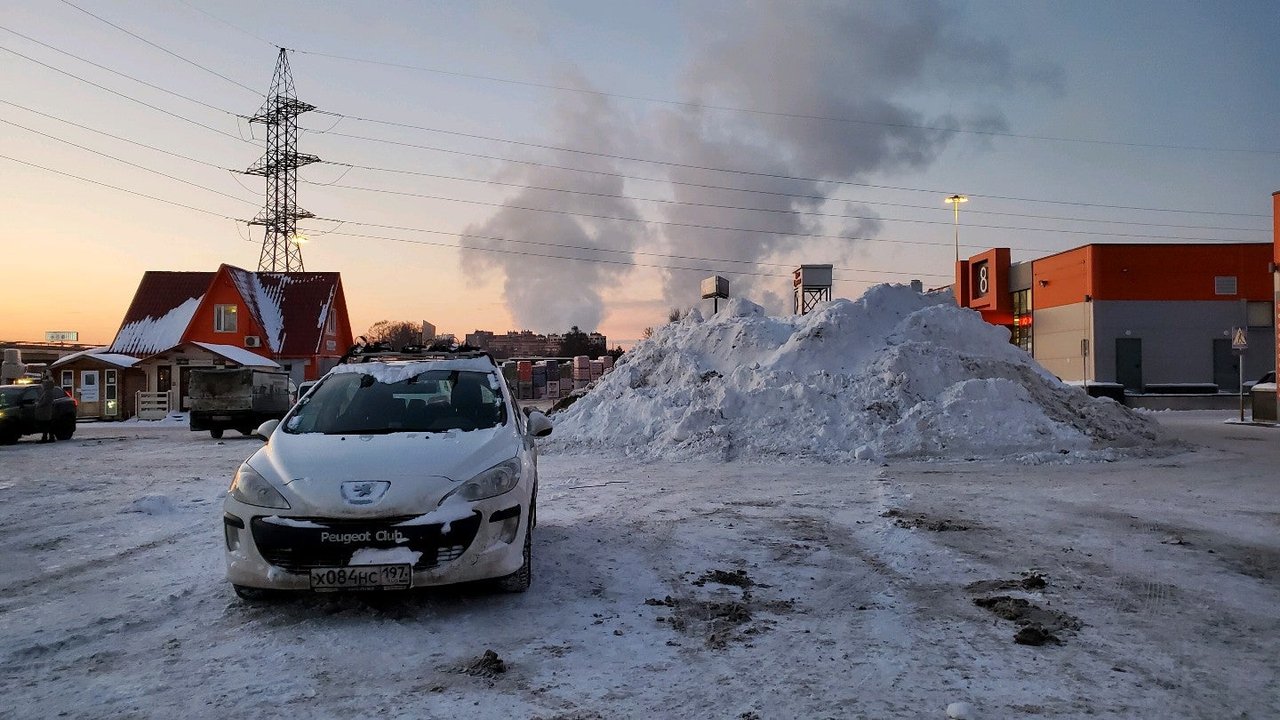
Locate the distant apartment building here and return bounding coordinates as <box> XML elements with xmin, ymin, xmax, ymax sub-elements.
<box><xmin>465</xmin><ymin>329</ymin><xmax>606</xmax><ymax>359</ymax></box>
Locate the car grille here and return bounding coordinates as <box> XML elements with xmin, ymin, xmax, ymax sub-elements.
<box><xmin>249</xmin><ymin>513</ymin><xmax>482</xmax><ymax>572</ymax></box>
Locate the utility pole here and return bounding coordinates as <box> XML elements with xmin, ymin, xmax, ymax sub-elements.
<box><xmin>945</xmin><ymin>194</ymin><xmax>968</xmax><ymax>263</ymax></box>
<box><xmin>245</xmin><ymin>48</ymin><xmax>319</xmax><ymax>272</ymax></box>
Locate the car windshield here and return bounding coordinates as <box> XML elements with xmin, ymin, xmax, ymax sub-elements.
<box><xmin>282</xmin><ymin>369</ymin><xmax>507</xmax><ymax>435</ymax></box>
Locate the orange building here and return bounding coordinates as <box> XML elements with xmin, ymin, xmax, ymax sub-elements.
<box><xmin>108</xmin><ymin>264</ymin><xmax>354</xmax><ymax>412</ymax></box>
<box><xmin>957</xmin><ymin>243</ymin><xmax>1275</xmax><ymax>392</ymax></box>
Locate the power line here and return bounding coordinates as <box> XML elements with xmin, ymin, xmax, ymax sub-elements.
<box><xmin>172</xmin><ymin>0</ymin><xmax>279</xmax><ymax>49</ymax></box>
<box><xmin>325</xmin><ymin>147</ymin><xmax>1267</xmax><ymax>232</ymax></box>
<box><xmin>5</xmin><ymin>26</ymin><xmax>1265</xmax><ymax>222</ymax></box>
<box><xmin>0</xmin><ymin>116</ymin><xmax>257</xmax><ymax>205</ymax></box>
<box><xmin>321</xmin><ymin>162</ymin><xmax>1267</xmax><ymax>241</ymax></box>
<box><xmin>2</xmin><ymin>151</ymin><xmax>931</xmax><ymax>284</ymax></box>
<box><xmin>308</xmin><ymin>217</ymin><xmax>950</xmax><ymax>280</ymax></box>
<box><xmin>317</xmin><ymin>130</ymin><xmax>1269</xmax><ymax>231</ymax></box>
<box><xmin>0</xmin><ymin>44</ymin><xmax>252</xmax><ymax>144</ymax></box>
<box><xmin>291</xmin><ymin>48</ymin><xmax>1280</xmax><ymax>156</ymax></box>
<box><xmin>0</xmin><ymin>24</ymin><xmax>239</xmax><ymax>116</ymax></box>
<box><xmin>55</xmin><ymin>0</ymin><xmax>263</xmax><ymax>97</ymax></box>
<box><xmin>0</xmin><ymin>99</ymin><xmax>242</xmax><ymax>172</ymax></box>
<box><xmin>311</xmin><ymin>111</ymin><xmax>1271</xmax><ymax>219</ymax></box>
<box><xmin>305</xmin><ymin>179</ymin><xmax>1260</xmax><ymax>249</ymax></box>
<box><xmin>311</xmin><ymin>227</ymin><xmax>888</xmax><ymax>285</ymax></box>
<box><xmin>0</xmin><ymin>153</ymin><xmax>244</xmax><ymax>219</ymax></box>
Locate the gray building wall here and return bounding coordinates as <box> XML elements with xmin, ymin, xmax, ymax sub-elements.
<box><xmin>1032</xmin><ymin>300</ymin><xmax>1275</xmax><ymax>386</ymax></box>
<box><xmin>1089</xmin><ymin>301</ymin><xmax>1274</xmax><ymax>386</ymax></box>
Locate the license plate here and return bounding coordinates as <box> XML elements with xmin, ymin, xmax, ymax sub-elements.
<box><xmin>309</xmin><ymin>564</ymin><xmax>412</xmax><ymax>591</ymax></box>
<box><xmin>211</xmin><ymin>415</ymin><xmax>232</xmax><ymax>421</ymax></box>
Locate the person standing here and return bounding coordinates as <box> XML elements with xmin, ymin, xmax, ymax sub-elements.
<box><xmin>36</xmin><ymin>373</ymin><xmax>58</xmax><ymax>443</ymax></box>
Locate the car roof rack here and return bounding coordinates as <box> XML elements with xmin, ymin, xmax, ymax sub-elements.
<box><xmin>337</xmin><ymin>339</ymin><xmax>497</xmax><ymax>366</ymax></box>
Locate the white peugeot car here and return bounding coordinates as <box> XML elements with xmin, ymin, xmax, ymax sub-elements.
<box><xmin>222</xmin><ymin>352</ymin><xmax>552</xmax><ymax>599</ymax></box>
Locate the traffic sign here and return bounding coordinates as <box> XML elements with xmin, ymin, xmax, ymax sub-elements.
<box><xmin>1231</xmin><ymin>327</ymin><xmax>1248</xmax><ymax>351</ymax></box>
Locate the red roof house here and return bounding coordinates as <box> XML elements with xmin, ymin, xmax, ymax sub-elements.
<box><xmin>109</xmin><ymin>264</ymin><xmax>354</xmax><ymax>411</ymax></box>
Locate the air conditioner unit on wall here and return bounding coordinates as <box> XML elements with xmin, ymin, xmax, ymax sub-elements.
<box><xmin>244</xmin><ymin>336</ymin><xmax>262</xmax><ymax>348</ymax></box>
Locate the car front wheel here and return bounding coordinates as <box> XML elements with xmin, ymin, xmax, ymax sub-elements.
<box><xmin>210</xmin><ymin>429</ymin><xmax>224</xmax><ymax>439</ymax></box>
<box><xmin>494</xmin><ymin>522</ymin><xmax>531</xmax><ymax>593</ymax></box>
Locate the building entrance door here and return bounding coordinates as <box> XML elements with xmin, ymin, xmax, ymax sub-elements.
<box><xmin>1212</xmin><ymin>338</ymin><xmax>1239</xmax><ymax>391</ymax></box>
<box><xmin>1115</xmin><ymin>338</ymin><xmax>1143</xmax><ymax>392</ymax></box>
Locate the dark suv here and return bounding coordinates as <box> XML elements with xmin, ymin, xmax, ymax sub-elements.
<box><xmin>0</xmin><ymin>384</ymin><xmax>77</xmax><ymax>444</ymax></box>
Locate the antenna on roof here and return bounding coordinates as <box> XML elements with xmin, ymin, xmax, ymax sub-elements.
<box><xmin>244</xmin><ymin>49</ymin><xmax>319</xmax><ymax>272</ymax></box>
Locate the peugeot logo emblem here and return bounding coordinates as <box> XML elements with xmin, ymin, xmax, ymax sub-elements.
<box><xmin>341</xmin><ymin>481</ymin><xmax>390</xmax><ymax>505</ymax></box>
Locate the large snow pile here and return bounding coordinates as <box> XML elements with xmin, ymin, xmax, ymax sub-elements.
<box><xmin>548</xmin><ymin>285</ymin><xmax>1167</xmax><ymax>462</ymax></box>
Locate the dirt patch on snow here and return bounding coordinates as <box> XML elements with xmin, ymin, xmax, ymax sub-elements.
<box><xmin>646</xmin><ymin>569</ymin><xmax>795</xmax><ymax>649</ymax></box>
<box><xmin>882</xmin><ymin>508</ymin><xmax>971</xmax><ymax>532</ymax></box>
<box><xmin>973</xmin><ymin>595</ymin><xmax>1081</xmax><ymax>646</ymax></box>
<box><xmin>453</xmin><ymin>649</ymin><xmax>506</xmax><ymax>678</ymax></box>
<box><xmin>693</xmin><ymin>569</ymin><xmax>754</xmax><ymax>588</ymax></box>
<box><xmin>965</xmin><ymin>573</ymin><xmax>1047</xmax><ymax>593</ymax></box>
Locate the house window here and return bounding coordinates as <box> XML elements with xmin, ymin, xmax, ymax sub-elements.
<box><xmin>1214</xmin><ymin>276</ymin><xmax>1238</xmax><ymax>296</ymax></box>
<box><xmin>215</xmin><ymin>304</ymin><xmax>238</xmax><ymax>332</ymax></box>
<box><xmin>324</xmin><ymin>311</ymin><xmax>336</xmax><ymax>335</ymax></box>
<box><xmin>1011</xmin><ymin>289</ymin><xmax>1033</xmax><ymax>354</ymax></box>
<box><xmin>60</xmin><ymin>370</ymin><xmax>73</xmax><ymax>393</ymax></box>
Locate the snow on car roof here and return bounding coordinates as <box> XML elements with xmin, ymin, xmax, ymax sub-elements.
<box><xmin>329</xmin><ymin>357</ymin><xmax>498</xmax><ymax>384</ymax></box>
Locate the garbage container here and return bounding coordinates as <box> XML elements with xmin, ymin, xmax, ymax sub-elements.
<box><xmin>1251</xmin><ymin>383</ymin><xmax>1277</xmax><ymax>423</ymax></box>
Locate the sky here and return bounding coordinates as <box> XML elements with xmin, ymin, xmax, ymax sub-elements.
<box><xmin>1</xmin><ymin>0</ymin><xmax>1278</xmax><ymax>348</ymax></box>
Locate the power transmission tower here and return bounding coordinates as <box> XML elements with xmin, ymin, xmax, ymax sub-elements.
<box><xmin>245</xmin><ymin>48</ymin><xmax>319</xmax><ymax>272</ymax></box>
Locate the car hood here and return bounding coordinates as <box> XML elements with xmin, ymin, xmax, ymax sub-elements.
<box><xmin>246</xmin><ymin>426</ymin><xmax>518</xmax><ymax>514</ymax></box>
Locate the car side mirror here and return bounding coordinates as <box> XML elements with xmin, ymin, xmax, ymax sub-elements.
<box><xmin>526</xmin><ymin>410</ymin><xmax>553</xmax><ymax>438</ymax></box>
<box><xmin>254</xmin><ymin>419</ymin><xmax>280</xmax><ymax>440</ymax></box>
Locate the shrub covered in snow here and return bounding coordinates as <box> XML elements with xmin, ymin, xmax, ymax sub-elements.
<box><xmin>547</xmin><ymin>284</ymin><xmax>1166</xmax><ymax>462</ymax></box>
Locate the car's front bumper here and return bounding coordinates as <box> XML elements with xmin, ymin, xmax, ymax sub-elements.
<box><xmin>222</xmin><ymin>493</ymin><xmax>527</xmax><ymax>590</ymax></box>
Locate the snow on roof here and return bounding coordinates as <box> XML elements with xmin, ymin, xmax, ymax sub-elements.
<box><xmin>110</xmin><ymin>296</ymin><xmax>202</xmax><ymax>356</ymax></box>
<box><xmin>547</xmin><ymin>284</ymin><xmax>1169</xmax><ymax>463</ymax></box>
<box><xmin>226</xmin><ymin>267</ymin><xmax>286</xmax><ymax>354</ymax></box>
<box><xmin>192</xmin><ymin>342</ymin><xmax>281</xmax><ymax>368</ymax></box>
<box><xmin>51</xmin><ymin>347</ymin><xmax>139</xmax><ymax>369</ymax></box>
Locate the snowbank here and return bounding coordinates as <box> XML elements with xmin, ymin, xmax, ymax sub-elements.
<box><xmin>548</xmin><ymin>285</ymin><xmax>1166</xmax><ymax>462</ymax></box>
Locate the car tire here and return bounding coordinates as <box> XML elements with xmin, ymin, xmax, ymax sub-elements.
<box><xmin>494</xmin><ymin>521</ymin><xmax>532</xmax><ymax>593</ymax></box>
<box><xmin>210</xmin><ymin>428</ymin><xmax>224</xmax><ymax>439</ymax></box>
<box><xmin>54</xmin><ymin>418</ymin><xmax>75</xmax><ymax>441</ymax></box>
<box><xmin>0</xmin><ymin>429</ymin><xmax>18</xmax><ymax>445</ymax></box>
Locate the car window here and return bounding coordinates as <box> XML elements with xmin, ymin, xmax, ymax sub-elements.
<box><xmin>283</xmin><ymin>369</ymin><xmax>507</xmax><ymax>434</ymax></box>
<box><xmin>0</xmin><ymin>388</ymin><xmax>22</xmax><ymax>408</ymax></box>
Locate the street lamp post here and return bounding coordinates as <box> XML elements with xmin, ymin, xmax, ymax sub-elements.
<box><xmin>944</xmin><ymin>194</ymin><xmax>968</xmax><ymax>263</ymax></box>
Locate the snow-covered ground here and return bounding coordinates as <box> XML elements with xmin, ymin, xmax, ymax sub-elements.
<box><xmin>1</xmin><ymin>413</ymin><xmax>1277</xmax><ymax>719</ymax></box>
<box><xmin>2</xmin><ymin>292</ymin><xmax>1275</xmax><ymax>717</ymax></box>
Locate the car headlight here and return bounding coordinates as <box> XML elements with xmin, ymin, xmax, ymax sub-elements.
<box><xmin>229</xmin><ymin>464</ymin><xmax>291</xmax><ymax>509</ymax></box>
<box><xmin>442</xmin><ymin>458</ymin><xmax>522</xmax><ymax>503</ymax></box>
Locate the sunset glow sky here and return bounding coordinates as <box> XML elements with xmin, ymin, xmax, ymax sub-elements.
<box><xmin>2</xmin><ymin>0</ymin><xmax>1277</xmax><ymax>348</ymax></box>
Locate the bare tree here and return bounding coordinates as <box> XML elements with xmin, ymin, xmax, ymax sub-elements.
<box><xmin>365</xmin><ymin>320</ymin><xmax>421</xmax><ymax>349</ymax></box>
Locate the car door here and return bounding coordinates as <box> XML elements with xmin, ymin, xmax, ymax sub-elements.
<box><xmin>21</xmin><ymin>387</ymin><xmax>40</xmax><ymax>432</ymax></box>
